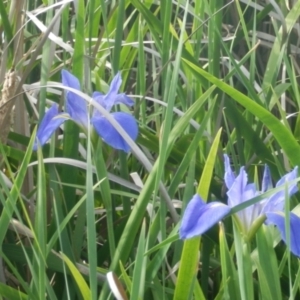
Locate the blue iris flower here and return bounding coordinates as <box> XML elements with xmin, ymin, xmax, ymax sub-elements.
<box><xmin>33</xmin><ymin>70</ymin><xmax>138</xmax><ymax>152</ymax></box>
<box><xmin>180</xmin><ymin>154</ymin><xmax>300</xmax><ymax>257</ymax></box>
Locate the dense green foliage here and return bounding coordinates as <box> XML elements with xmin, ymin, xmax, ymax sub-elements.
<box><xmin>0</xmin><ymin>0</ymin><xmax>300</xmax><ymax>299</ymax></box>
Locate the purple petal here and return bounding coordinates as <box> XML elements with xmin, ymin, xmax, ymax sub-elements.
<box><xmin>93</xmin><ymin>91</ymin><xmax>106</xmax><ymax>109</ymax></box>
<box><xmin>93</xmin><ymin>91</ymin><xmax>134</xmax><ymax>119</ymax></box>
<box><xmin>91</xmin><ymin>112</ymin><xmax>138</xmax><ymax>153</ymax></box>
<box><xmin>93</xmin><ymin>72</ymin><xmax>133</xmax><ymax>114</ymax></box>
<box><xmin>262</xmin><ymin>165</ymin><xmax>272</xmax><ymax>192</ymax></box>
<box><xmin>266</xmin><ymin>212</ymin><xmax>300</xmax><ymax>257</ymax></box>
<box><xmin>275</xmin><ymin>167</ymin><xmax>298</xmax><ymax>189</ymax></box>
<box><xmin>224</xmin><ymin>154</ymin><xmax>236</xmax><ymax>189</ymax></box>
<box><xmin>104</xmin><ymin>72</ymin><xmax>122</xmax><ymax>112</ymax></box>
<box><xmin>226</xmin><ymin>166</ymin><xmax>258</xmax><ymax>230</ymax></box>
<box><xmin>105</xmin><ymin>72</ymin><xmax>134</xmax><ymax>112</ymax></box>
<box><xmin>179</xmin><ymin>194</ymin><xmax>231</xmax><ymax>239</ymax></box>
<box><xmin>92</xmin><ymin>92</ymin><xmax>106</xmax><ymax>119</ymax></box>
<box><xmin>93</xmin><ymin>91</ymin><xmax>104</xmax><ymax>98</ymax></box>
<box><xmin>33</xmin><ymin>104</ymin><xmax>66</xmax><ymax>150</ymax></box>
<box><xmin>262</xmin><ymin>167</ymin><xmax>298</xmax><ymax>214</ymax></box>
<box><xmin>227</xmin><ymin>167</ymin><xmax>254</xmax><ymax>207</ymax></box>
<box><xmin>108</xmin><ymin>72</ymin><xmax>122</xmax><ymax>94</ymax></box>
<box><xmin>237</xmin><ymin>183</ymin><xmax>260</xmax><ymax>230</ymax></box>
<box><xmin>114</xmin><ymin>93</ymin><xmax>135</xmax><ymax>107</ymax></box>
<box><xmin>61</xmin><ymin>70</ymin><xmax>88</xmax><ymax>128</ymax></box>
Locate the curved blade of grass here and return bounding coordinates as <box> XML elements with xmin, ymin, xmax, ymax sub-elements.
<box><xmin>93</xmin><ymin>143</ymin><xmax>116</xmax><ymax>259</ymax></box>
<box><xmin>219</xmin><ymin>222</ymin><xmax>240</xmax><ymax>299</ymax></box>
<box><xmin>38</xmin><ymin>4</ymin><xmax>61</xmax><ymax>120</ymax></box>
<box><xmin>145</xmin><ymin>226</ymin><xmax>179</xmax><ymax>282</ymax></box>
<box><xmin>130</xmin><ymin>219</ymin><xmax>147</xmax><ymax>300</ymax></box>
<box><xmin>0</xmin><ymin>282</ymin><xmax>27</xmax><ymax>300</ymax></box>
<box><xmin>232</xmin><ymin>220</ymin><xmax>254</xmax><ymax>300</ymax></box>
<box><xmin>112</xmin><ymin>0</ymin><xmax>125</xmax><ymax>72</ymax></box>
<box><xmin>62</xmin><ymin>0</ymin><xmax>85</xmax><ymax>214</ymax></box>
<box><xmin>130</xmin><ymin>0</ymin><xmax>162</xmax><ymax>52</ymax></box>
<box><xmin>173</xmin><ymin>128</ymin><xmax>222</xmax><ymax>300</ymax></box>
<box><xmin>87</xmin><ymin>0</ymin><xmax>101</xmax><ymax>55</ymax></box>
<box><xmin>208</xmin><ymin>0</ymin><xmax>222</xmax><ymax>78</ymax></box>
<box><xmin>0</xmin><ymin>248</ymin><xmax>35</xmax><ymax>299</ymax></box>
<box><xmin>0</xmin><ymin>128</ymin><xmax>35</xmax><ymax>245</ymax></box>
<box><xmin>224</xmin><ymin>100</ymin><xmax>278</xmax><ymax>177</ymax></box>
<box><xmin>0</xmin><ymin>1</ymin><xmax>13</xmax><ymax>54</ymax></box>
<box><xmin>99</xmin><ymin>73</ymin><xmax>215</xmax><ymax>300</ymax></box>
<box><xmin>183</xmin><ymin>59</ymin><xmax>300</xmax><ymax>166</ymax></box>
<box><xmin>34</xmin><ymin>145</ymin><xmax>47</xmax><ymax>298</ymax></box>
<box><xmin>47</xmin><ymin>179</ymin><xmax>102</xmax><ymax>253</ymax></box>
<box><xmin>256</xmin><ymin>226</ymin><xmax>281</xmax><ymax>300</ymax></box>
<box><xmin>60</xmin><ymin>252</ymin><xmax>91</xmax><ymax>300</ymax></box>
<box><xmin>168</xmin><ymin>96</ymin><xmax>216</xmax><ymax>199</ymax></box>
<box><xmin>262</xmin><ymin>0</ymin><xmax>300</xmax><ymax>94</ymax></box>
<box><xmin>153</xmin><ymin>1</ymin><xmax>189</xmax><ymax>212</ymax></box>
<box><xmin>86</xmin><ymin>122</ymin><xmax>97</xmax><ymax>300</ymax></box>
<box><xmin>119</xmin><ymin>261</ymin><xmax>132</xmax><ymax>294</ymax></box>
<box><xmin>15</xmin><ymin>4</ymin><xmax>67</xmax><ymax>92</ymax></box>
<box><xmin>292</xmin><ymin>262</ymin><xmax>300</xmax><ymax>298</ymax></box>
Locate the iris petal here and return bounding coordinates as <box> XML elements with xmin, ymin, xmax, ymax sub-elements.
<box><xmin>238</xmin><ymin>183</ymin><xmax>258</xmax><ymax>230</ymax></box>
<box><xmin>114</xmin><ymin>93</ymin><xmax>135</xmax><ymax>107</ymax></box>
<box><xmin>93</xmin><ymin>91</ymin><xmax>105</xmax><ymax>107</ymax></box>
<box><xmin>262</xmin><ymin>165</ymin><xmax>272</xmax><ymax>192</ymax></box>
<box><xmin>92</xmin><ymin>91</ymin><xmax>106</xmax><ymax>119</ymax></box>
<box><xmin>104</xmin><ymin>72</ymin><xmax>122</xmax><ymax>112</ymax></box>
<box><xmin>262</xmin><ymin>167</ymin><xmax>298</xmax><ymax>214</ymax></box>
<box><xmin>179</xmin><ymin>194</ymin><xmax>231</xmax><ymax>239</ymax></box>
<box><xmin>224</xmin><ymin>154</ymin><xmax>236</xmax><ymax>189</ymax></box>
<box><xmin>93</xmin><ymin>90</ymin><xmax>133</xmax><ymax>108</ymax></box>
<box><xmin>108</xmin><ymin>72</ymin><xmax>122</xmax><ymax>94</ymax></box>
<box><xmin>33</xmin><ymin>104</ymin><xmax>66</xmax><ymax>150</ymax></box>
<box><xmin>61</xmin><ymin>69</ymin><xmax>88</xmax><ymax>128</ymax></box>
<box><xmin>227</xmin><ymin>167</ymin><xmax>253</xmax><ymax>208</ymax></box>
<box><xmin>91</xmin><ymin>112</ymin><xmax>138</xmax><ymax>153</ymax></box>
<box><xmin>275</xmin><ymin>167</ymin><xmax>298</xmax><ymax>189</ymax></box>
<box><xmin>265</xmin><ymin>211</ymin><xmax>300</xmax><ymax>257</ymax></box>
<box><xmin>93</xmin><ymin>73</ymin><xmax>134</xmax><ymax>114</ymax></box>
<box><xmin>225</xmin><ymin>159</ymin><xmax>258</xmax><ymax>230</ymax></box>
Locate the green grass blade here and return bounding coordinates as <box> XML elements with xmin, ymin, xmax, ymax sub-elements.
<box><xmin>62</xmin><ymin>0</ymin><xmax>85</xmax><ymax>214</ymax></box>
<box><xmin>154</xmin><ymin>1</ymin><xmax>189</xmax><ymax>204</ymax></box>
<box><xmin>34</xmin><ymin>146</ymin><xmax>47</xmax><ymax>298</ymax></box>
<box><xmin>183</xmin><ymin>59</ymin><xmax>300</xmax><ymax>166</ymax></box>
<box><xmin>130</xmin><ymin>219</ymin><xmax>147</xmax><ymax>300</ymax></box>
<box><xmin>174</xmin><ymin>128</ymin><xmax>222</xmax><ymax>300</ymax></box>
<box><xmin>0</xmin><ymin>282</ymin><xmax>27</xmax><ymax>300</ymax></box>
<box><xmin>86</xmin><ymin>124</ymin><xmax>97</xmax><ymax>299</ymax></box>
<box><xmin>256</xmin><ymin>226</ymin><xmax>281</xmax><ymax>300</ymax></box>
<box><xmin>112</xmin><ymin>0</ymin><xmax>125</xmax><ymax>72</ymax></box>
<box><xmin>60</xmin><ymin>252</ymin><xmax>91</xmax><ymax>300</ymax></box>
<box><xmin>93</xmin><ymin>143</ymin><xmax>116</xmax><ymax>258</ymax></box>
<box><xmin>173</xmin><ymin>238</ymin><xmax>203</xmax><ymax>300</ymax></box>
<box><xmin>233</xmin><ymin>221</ymin><xmax>254</xmax><ymax>300</ymax></box>
<box><xmin>0</xmin><ymin>128</ymin><xmax>35</xmax><ymax>245</ymax></box>
<box><xmin>0</xmin><ymin>1</ymin><xmax>13</xmax><ymax>55</ymax></box>
<box><xmin>219</xmin><ymin>223</ymin><xmax>240</xmax><ymax>299</ymax></box>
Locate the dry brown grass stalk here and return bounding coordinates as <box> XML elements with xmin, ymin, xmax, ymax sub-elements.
<box><xmin>0</xmin><ymin>69</ymin><xmax>17</xmax><ymax>146</ymax></box>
